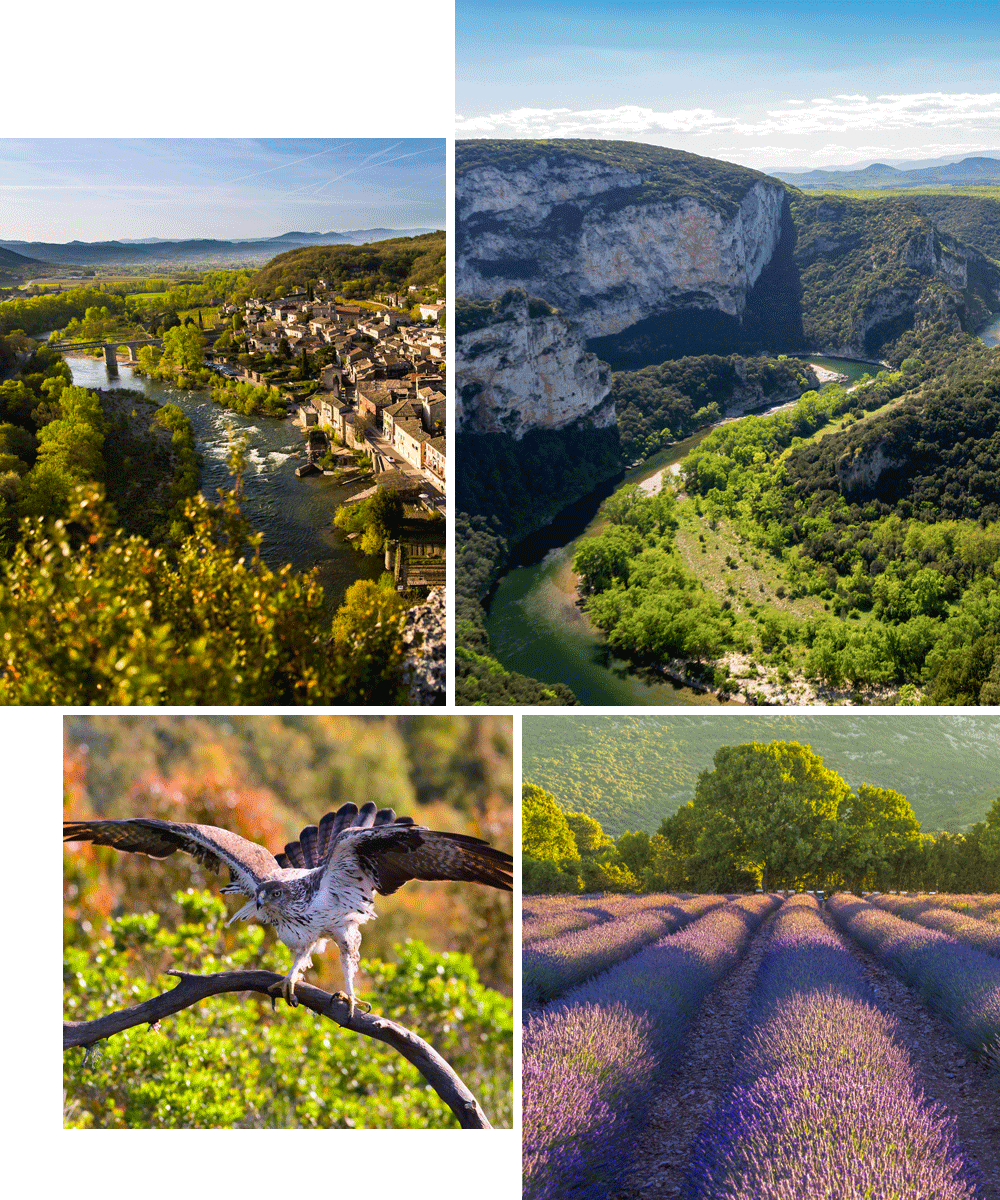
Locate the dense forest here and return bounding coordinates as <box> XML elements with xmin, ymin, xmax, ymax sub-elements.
<box><xmin>523</xmin><ymin>740</ymin><xmax>1000</xmax><ymax>897</ymax></box>
<box><xmin>611</xmin><ymin>352</ymin><xmax>815</xmax><ymax>461</ymax></box>
<box><xmin>63</xmin><ymin>715</ymin><xmax>513</xmax><ymax>1128</ymax></box>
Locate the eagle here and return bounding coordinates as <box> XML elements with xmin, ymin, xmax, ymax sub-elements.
<box><xmin>64</xmin><ymin>801</ymin><xmax>513</xmax><ymax>1016</ymax></box>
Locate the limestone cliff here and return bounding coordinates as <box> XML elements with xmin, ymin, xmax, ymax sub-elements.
<box><xmin>456</xmin><ymin>291</ymin><xmax>613</xmax><ymax>440</ymax></box>
<box><xmin>836</xmin><ymin>440</ymin><xmax>909</xmax><ymax>496</ymax></box>
<box><xmin>457</xmin><ymin>145</ymin><xmax>787</xmax><ymax>342</ymax></box>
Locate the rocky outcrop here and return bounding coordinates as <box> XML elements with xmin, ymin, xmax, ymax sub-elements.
<box><xmin>724</xmin><ymin>358</ymin><xmax>822</xmax><ymax>419</ymax></box>
<box><xmin>458</xmin><ymin>153</ymin><xmax>787</xmax><ymax>342</ymax></box>
<box><xmin>401</xmin><ymin>587</ymin><xmax>445</xmax><ymax>705</ymax></box>
<box><xmin>456</xmin><ymin>292</ymin><xmax>613</xmax><ymax>440</ymax></box>
<box><xmin>836</xmin><ymin>440</ymin><xmax>908</xmax><ymax>495</ymax></box>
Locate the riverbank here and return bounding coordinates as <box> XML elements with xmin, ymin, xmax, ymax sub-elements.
<box><xmin>656</xmin><ymin>652</ymin><xmax>909</xmax><ymax>707</ymax></box>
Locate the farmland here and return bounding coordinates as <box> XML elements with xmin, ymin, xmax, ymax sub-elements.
<box><xmin>523</xmin><ymin>891</ymin><xmax>1000</xmax><ymax>1200</ymax></box>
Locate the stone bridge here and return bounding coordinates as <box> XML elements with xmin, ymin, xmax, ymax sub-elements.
<box><xmin>50</xmin><ymin>327</ymin><xmax>221</xmax><ymax>375</ymax></box>
<box><xmin>49</xmin><ymin>336</ymin><xmax>163</xmax><ymax>376</ymax></box>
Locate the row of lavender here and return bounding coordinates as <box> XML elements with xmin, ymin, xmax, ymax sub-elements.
<box><xmin>684</xmin><ymin>895</ymin><xmax>981</xmax><ymax>1199</ymax></box>
<box><xmin>522</xmin><ymin>892</ymin><xmax>692</xmax><ymax>947</ymax></box>
<box><xmin>523</xmin><ymin>894</ymin><xmax>779</xmax><ymax>1200</ymax></box>
<box><xmin>827</xmin><ymin>893</ymin><xmax>1000</xmax><ymax>1071</ymax></box>
<box><xmin>866</xmin><ymin>894</ymin><xmax>1000</xmax><ymax>957</ymax></box>
<box><xmin>523</xmin><ymin>894</ymin><xmax>727</xmax><ymax>1005</ymax></box>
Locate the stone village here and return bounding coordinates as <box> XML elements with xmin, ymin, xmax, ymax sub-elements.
<box><xmin>214</xmin><ymin>284</ymin><xmax>447</xmax><ymax>592</ymax></box>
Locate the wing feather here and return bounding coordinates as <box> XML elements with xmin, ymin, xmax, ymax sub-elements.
<box><xmin>333</xmin><ymin>825</ymin><xmax>513</xmax><ymax>896</ymax></box>
<box><xmin>63</xmin><ymin>818</ymin><xmax>280</xmax><ymax>893</ymax></box>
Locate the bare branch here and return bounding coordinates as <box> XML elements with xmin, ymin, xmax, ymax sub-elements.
<box><xmin>63</xmin><ymin>969</ymin><xmax>493</xmax><ymax>1129</ymax></box>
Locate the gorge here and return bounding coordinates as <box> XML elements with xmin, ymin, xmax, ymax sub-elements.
<box><xmin>455</xmin><ymin>138</ymin><xmax>1000</xmax><ymax>706</ymax></box>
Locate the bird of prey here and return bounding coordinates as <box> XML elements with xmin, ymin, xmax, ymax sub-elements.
<box><xmin>64</xmin><ymin>802</ymin><xmax>513</xmax><ymax>1016</ymax></box>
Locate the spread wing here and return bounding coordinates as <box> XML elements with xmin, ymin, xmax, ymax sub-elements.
<box><xmin>63</xmin><ymin>818</ymin><xmax>281</xmax><ymax>895</ymax></box>
<box><xmin>294</xmin><ymin>802</ymin><xmax>513</xmax><ymax>896</ymax></box>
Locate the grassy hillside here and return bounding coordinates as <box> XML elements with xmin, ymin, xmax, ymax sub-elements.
<box><xmin>250</xmin><ymin>231</ymin><xmax>444</xmax><ymax>299</ymax></box>
<box><xmin>522</xmin><ymin>713</ymin><xmax>1000</xmax><ymax>836</ymax></box>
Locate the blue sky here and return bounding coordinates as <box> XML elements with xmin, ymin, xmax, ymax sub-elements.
<box><xmin>457</xmin><ymin>0</ymin><xmax>1000</xmax><ymax>170</ymax></box>
<box><xmin>0</xmin><ymin>139</ymin><xmax>445</xmax><ymax>243</ymax></box>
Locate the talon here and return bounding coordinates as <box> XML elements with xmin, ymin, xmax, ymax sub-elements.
<box><xmin>268</xmin><ymin>978</ymin><xmax>297</xmax><ymax>1008</ymax></box>
<box><xmin>332</xmin><ymin>989</ymin><xmax>357</xmax><ymax>1019</ymax></box>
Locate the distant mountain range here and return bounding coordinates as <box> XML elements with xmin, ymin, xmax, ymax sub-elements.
<box><xmin>0</xmin><ymin>245</ymin><xmax>45</xmax><ymax>267</ymax></box>
<box><xmin>772</xmin><ymin>155</ymin><xmax>1000</xmax><ymax>191</ymax></box>
<box><xmin>0</xmin><ymin>227</ymin><xmax>439</xmax><ymax>269</ymax></box>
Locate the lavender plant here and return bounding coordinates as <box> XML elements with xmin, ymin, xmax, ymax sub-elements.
<box><xmin>523</xmin><ymin>894</ymin><xmax>726</xmax><ymax>1005</ymax></box>
<box><xmin>828</xmin><ymin>893</ymin><xmax>1000</xmax><ymax>1067</ymax></box>
<box><xmin>685</xmin><ymin>896</ymin><xmax>981</xmax><ymax>1200</ymax></box>
<box><xmin>523</xmin><ymin>894</ymin><xmax>779</xmax><ymax>1200</ymax></box>
<box><xmin>868</xmin><ymin>895</ymin><xmax>1000</xmax><ymax>958</ymax></box>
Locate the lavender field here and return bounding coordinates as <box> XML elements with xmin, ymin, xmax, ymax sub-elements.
<box><xmin>522</xmin><ymin>891</ymin><xmax>1000</xmax><ymax>1200</ymax></box>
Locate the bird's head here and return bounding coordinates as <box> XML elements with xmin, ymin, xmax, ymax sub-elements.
<box><xmin>255</xmin><ymin>882</ymin><xmax>285</xmax><ymax>910</ymax></box>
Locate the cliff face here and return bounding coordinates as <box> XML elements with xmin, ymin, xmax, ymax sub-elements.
<box><xmin>456</xmin><ymin>293</ymin><xmax>613</xmax><ymax>440</ymax></box>
<box><xmin>792</xmin><ymin>195</ymin><xmax>1000</xmax><ymax>358</ymax></box>
<box><xmin>836</xmin><ymin>440</ymin><xmax>909</xmax><ymax>495</ymax></box>
<box><xmin>457</xmin><ymin>155</ymin><xmax>787</xmax><ymax>341</ymax></box>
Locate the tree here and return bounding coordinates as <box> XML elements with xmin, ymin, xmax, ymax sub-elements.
<box><xmin>838</xmin><ymin>783</ymin><xmax>923</xmax><ymax>891</ymax></box>
<box><xmin>161</xmin><ymin>324</ymin><xmax>204</xmax><ymax>372</ymax></box>
<box><xmin>335</xmin><ymin>486</ymin><xmax>404</xmax><ymax>557</ymax></box>
<box><xmin>691</xmin><ymin>741</ymin><xmax>850</xmax><ymax>891</ymax></box>
<box><xmin>616</xmin><ymin>829</ymin><xmax>654</xmax><ymax>877</ymax></box>
<box><xmin>522</xmin><ymin>783</ymin><xmax>577</xmax><ymax>862</ymax></box>
<box><xmin>564</xmin><ymin>811</ymin><xmax>608</xmax><ymax>857</ymax></box>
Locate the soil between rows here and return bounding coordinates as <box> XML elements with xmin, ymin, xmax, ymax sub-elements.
<box><xmin>611</xmin><ymin>906</ymin><xmax>999</xmax><ymax>1200</ymax></box>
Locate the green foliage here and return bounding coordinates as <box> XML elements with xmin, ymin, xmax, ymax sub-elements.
<box><xmin>211</xmin><ymin>379</ymin><xmax>287</xmax><ymax>418</ymax></box>
<box><xmin>690</xmin><ymin>741</ymin><xmax>851</xmax><ymax>891</ymax></box>
<box><xmin>160</xmin><ymin>324</ymin><xmax>205</xmax><ymax>372</ymax></box>
<box><xmin>611</xmin><ymin>353</ymin><xmax>813</xmax><ymax>461</ymax></box>
<box><xmin>251</xmin><ymin>233</ymin><xmax>445</xmax><ymax>301</ymax></box>
<box><xmin>63</xmin><ymin>891</ymin><xmax>511</xmax><ymax>1128</ymax></box>
<box><xmin>522</xmin><ymin>854</ymin><xmax>584</xmax><ymax>895</ymax></box>
<box><xmin>523</xmin><ymin>783</ymin><xmax>578</xmax><ymax>861</ymax></box>
<box><xmin>790</xmin><ymin>194</ymin><xmax>998</xmax><ymax>354</ymax></box>
<box><xmin>0</xmin><ymin>482</ymin><xmax>410</xmax><ymax>705</ymax></box>
<box><xmin>335</xmin><ymin>486</ymin><xmax>404</xmax><ymax>557</ymax></box>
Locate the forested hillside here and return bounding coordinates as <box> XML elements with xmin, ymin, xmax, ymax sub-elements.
<box><xmin>522</xmin><ymin>713</ymin><xmax>1000</xmax><ymax>835</ymax></box>
<box><xmin>250</xmin><ymin>231</ymin><xmax>445</xmax><ymax>299</ymax></box>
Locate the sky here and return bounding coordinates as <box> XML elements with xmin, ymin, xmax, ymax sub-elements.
<box><xmin>456</xmin><ymin>0</ymin><xmax>1000</xmax><ymax>171</ymax></box>
<box><xmin>0</xmin><ymin>139</ymin><xmax>446</xmax><ymax>243</ymax></box>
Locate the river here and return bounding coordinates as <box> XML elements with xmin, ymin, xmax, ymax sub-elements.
<box><xmin>483</xmin><ymin>355</ymin><xmax>882</xmax><ymax>706</ymax></box>
<box><xmin>67</xmin><ymin>356</ymin><xmax>384</xmax><ymax>610</ymax></box>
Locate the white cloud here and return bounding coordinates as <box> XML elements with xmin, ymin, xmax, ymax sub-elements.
<box><xmin>455</xmin><ymin>104</ymin><xmax>731</xmax><ymax>139</ymax></box>
<box><xmin>456</xmin><ymin>92</ymin><xmax>1000</xmax><ymax>144</ymax></box>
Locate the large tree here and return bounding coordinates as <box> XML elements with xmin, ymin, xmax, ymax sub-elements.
<box><xmin>690</xmin><ymin>741</ymin><xmax>850</xmax><ymax>891</ymax></box>
<box><xmin>522</xmin><ymin>783</ymin><xmax>577</xmax><ymax>862</ymax></box>
<box><xmin>838</xmin><ymin>782</ymin><xmax>922</xmax><ymax>891</ymax></box>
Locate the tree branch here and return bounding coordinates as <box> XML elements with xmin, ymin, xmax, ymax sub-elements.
<box><xmin>63</xmin><ymin>969</ymin><xmax>493</xmax><ymax>1129</ymax></box>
